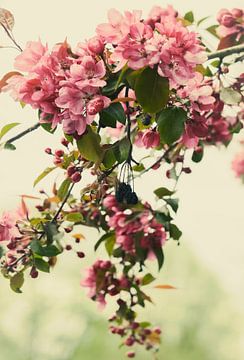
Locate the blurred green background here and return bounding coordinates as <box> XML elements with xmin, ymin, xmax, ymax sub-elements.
<box><xmin>0</xmin><ymin>240</ymin><xmax>242</xmax><ymax>360</ymax></box>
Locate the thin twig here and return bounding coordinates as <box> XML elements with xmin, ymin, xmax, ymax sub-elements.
<box><xmin>51</xmin><ymin>182</ymin><xmax>75</xmax><ymax>223</ymax></box>
<box><xmin>3</xmin><ymin>123</ymin><xmax>41</xmax><ymax>146</ymax></box>
<box><xmin>207</xmin><ymin>44</ymin><xmax>244</xmax><ymax>60</ymax></box>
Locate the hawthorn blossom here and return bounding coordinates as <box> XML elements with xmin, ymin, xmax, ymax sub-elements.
<box><xmin>232</xmin><ymin>151</ymin><xmax>244</xmax><ymax>178</ymax></box>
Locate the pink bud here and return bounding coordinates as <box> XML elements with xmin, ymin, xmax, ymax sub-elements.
<box><xmin>127</xmin><ymin>351</ymin><xmax>135</xmax><ymax>358</ymax></box>
<box><xmin>30</xmin><ymin>266</ymin><xmax>39</xmax><ymax>278</ymax></box>
<box><xmin>71</xmin><ymin>172</ymin><xmax>81</xmax><ymax>183</ymax></box>
<box><xmin>61</xmin><ymin>137</ymin><xmax>69</xmax><ymax>147</ymax></box>
<box><xmin>87</xmin><ymin>36</ymin><xmax>104</xmax><ymax>54</ymax></box>
<box><xmin>65</xmin><ymin>245</ymin><xmax>72</xmax><ymax>251</ymax></box>
<box><xmin>77</xmin><ymin>251</ymin><xmax>85</xmax><ymax>258</ymax></box>
<box><xmin>45</xmin><ymin>147</ymin><xmax>52</xmax><ymax>154</ymax></box>
<box><xmin>221</xmin><ymin>14</ymin><xmax>235</xmax><ymax>27</ymax></box>
<box><xmin>55</xmin><ymin>149</ymin><xmax>64</xmax><ymax>158</ymax></box>
<box><xmin>231</xmin><ymin>8</ymin><xmax>243</xmax><ymax>18</ymax></box>
<box><xmin>87</xmin><ymin>97</ymin><xmax>104</xmax><ymax>115</ymax></box>
<box><xmin>67</xmin><ymin>165</ymin><xmax>76</xmax><ymax>177</ymax></box>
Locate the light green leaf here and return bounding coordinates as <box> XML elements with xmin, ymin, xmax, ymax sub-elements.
<box><xmin>77</xmin><ymin>126</ymin><xmax>103</xmax><ymax>163</ymax></box>
<box><xmin>10</xmin><ymin>272</ymin><xmax>24</xmax><ymax>293</ymax></box>
<box><xmin>57</xmin><ymin>178</ymin><xmax>71</xmax><ymax>200</ymax></box>
<box><xmin>33</xmin><ymin>167</ymin><xmax>56</xmax><ymax>187</ymax></box>
<box><xmin>0</xmin><ymin>122</ymin><xmax>20</xmax><ymax>140</ymax></box>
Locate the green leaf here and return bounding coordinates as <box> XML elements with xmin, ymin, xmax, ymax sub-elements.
<box><xmin>140</xmin><ymin>322</ymin><xmax>151</xmax><ymax>328</ymax></box>
<box><xmin>230</xmin><ymin>121</ymin><xmax>243</xmax><ymax>134</ymax></box>
<box><xmin>141</xmin><ymin>273</ymin><xmax>156</xmax><ymax>286</ymax></box>
<box><xmin>206</xmin><ymin>25</ymin><xmax>219</xmax><ymax>38</ymax></box>
<box><xmin>155</xmin><ymin>211</ymin><xmax>172</xmax><ymax>225</ymax></box>
<box><xmin>34</xmin><ymin>258</ymin><xmax>50</xmax><ymax>273</ymax></box>
<box><xmin>77</xmin><ymin>126</ymin><xmax>103</xmax><ymax>163</ymax></box>
<box><xmin>10</xmin><ymin>272</ymin><xmax>24</xmax><ymax>293</ymax></box>
<box><xmin>192</xmin><ymin>148</ymin><xmax>204</xmax><ymax>163</ymax></box>
<box><xmin>0</xmin><ymin>122</ymin><xmax>20</xmax><ymax>140</ymax></box>
<box><xmin>41</xmin><ymin>122</ymin><xmax>56</xmax><ymax>134</ymax></box>
<box><xmin>184</xmin><ymin>11</ymin><xmax>194</xmax><ymax>23</ymax></box>
<box><xmin>94</xmin><ymin>232</ymin><xmax>115</xmax><ymax>251</ymax></box>
<box><xmin>165</xmin><ymin>198</ymin><xmax>179</xmax><ymax>213</ymax></box>
<box><xmin>135</xmin><ymin>67</ymin><xmax>169</xmax><ymax>113</ymax></box>
<box><xmin>100</xmin><ymin>102</ymin><xmax>126</xmax><ymax>128</ymax></box>
<box><xmin>4</xmin><ymin>142</ymin><xmax>16</xmax><ymax>150</ymax></box>
<box><xmin>154</xmin><ymin>187</ymin><xmax>174</xmax><ymax>198</ymax></box>
<box><xmin>126</xmin><ymin>68</ymin><xmax>144</xmax><ymax>89</ymax></box>
<box><xmin>197</xmin><ymin>16</ymin><xmax>209</xmax><ymax>26</ymax></box>
<box><xmin>105</xmin><ymin>233</ymin><xmax>116</xmax><ymax>256</ymax></box>
<box><xmin>220</xmin><ymin>88</ymin><xmax>242</xmax><ymax>105</ymax></box>
<box><xmin>65</xmin><ymin>212</ymin><xmax>83</xmax><ymax>223</ymax></box>
<box><xmin>169</xmin><ymin>223</ymin><xmax>182</xmax><ymax>241</ymax></box>
<box><xmin>152</xmin><ymin>246</ymin><xmax>164</xmax><ymax>271</ymax></box>
<box><xmin>102</xmin><ymin>147</ymin><xmax>117</xmax><ymax>168</ymax></box>
<box><xmin>43</xmin><ymin>222</ymin><xmax>59</xmax><ymax>244</ymax></box>
<box><xmin>132</xmin><ymin>163</ymin><xmax>145</xmax><ymax>172</ymax></box>
<box><xmin>115</xmin><ymin>64</ymin><xmax>132</xmax><ymax>89</ymax></box>
<box><xmin>157</xmin><ymin>107</ymin><xmax>187</xmax><ymax>145</ymax></box>
<box><xmin>57</xmin><ymin>178</ymin><xmax>71</xmax><ymax>201</ymax></box>
<box><xmin>113</xmin><ymin>138</ymin><xmax>131</xmax><ymax>163</ymax></box>
<box><xmin>31</xmin><ymin>239</ymin><xmax>61</xmax><ymax>257</ymax></box>
<box><xmin>33</xmin><ymin>166</ymin><xmax>56</xmax><ymax>187</ymax></box>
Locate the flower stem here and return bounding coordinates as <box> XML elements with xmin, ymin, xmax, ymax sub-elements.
<box><xmin>207</xmin><ymin>44</ymin><xmax>244</xmax><ymax>60</ymax></box>
<box><xmin>3</xmin><ymin>123</ymin><xmax>41</xmax><ymax>146</ymax></box>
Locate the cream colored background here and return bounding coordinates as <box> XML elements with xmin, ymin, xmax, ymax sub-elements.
<box><xmin>0</xmin><ymin>0</ymin><xmax>244</xmax><ymax>357</ymax></box>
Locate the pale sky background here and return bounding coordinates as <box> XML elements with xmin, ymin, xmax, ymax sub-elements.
<box><xmin>0</xmin><ymin>0</ymin><xmax>244</xmax><ymax>350</ymax></box>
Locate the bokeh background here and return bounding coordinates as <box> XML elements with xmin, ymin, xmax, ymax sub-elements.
<box><xmin>0</xmin><ymin>0</ymin><xmax>244</xmax><ymax>359</ymax></box>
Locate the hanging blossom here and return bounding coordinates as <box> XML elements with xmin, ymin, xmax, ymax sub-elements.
<box><xmin>96</xmin><ymin>6</ymin><xmax>207</xmax><ymax>87</ymax></box>
<box><xmin>4</xmin><ymin>39</ymin><xmax>111</xmax><ymax>135</ymax></box>
<box><xmin>103</xmin><ymin>195</ymin><xmax>166</xmax><ymax>256</ymax></box>
<box><xmin>232</xmin><ymin>149</ymin><xmax>244</xmax><ymax>179</ymax></box>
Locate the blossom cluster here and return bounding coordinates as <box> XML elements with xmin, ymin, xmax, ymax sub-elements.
<box><xmin>103</xmin><ymin>194</ymin><xmax>166</xmax><ymax>256</ymax></box>
<box><xmin>96</xmin><ymin>6</ymin><xmax>207</xmax><ymax>87</ymax></box>
<box><xmin>5</xmin><ymin>40</ymin><xmax>111</xmax><ymax>135</ymax></box>
<box><xmin>217</xmin><ymin>8</ymin><xmax>244</xmax><ymax>39</ymax></box>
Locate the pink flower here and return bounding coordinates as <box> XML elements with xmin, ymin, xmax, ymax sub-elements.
<box><xmin>0</xmin><ymin>211</ymin><xmax>20</xmax><ymax>242</ymax></box>
<box><xmin>87</xmin><ymin>36</ymin><xmax>104</xmax><ymax>54</ymax></box>
<box><xmin>96</xmin><ymin>9</ymin><xmax>142</xmax><ymax>44</ymax></box>
<box><xmin>232</xmin><ymin>152</ymin><xmax>244</xmax><ymax>178</ymax></box>
<box><xmin>216</xmin><ymin>8</ymin><xmax>244</xmax><ymax>38</ymax></box>
<box><xmin>14</xmin><ymin>40</ymin><xmax>48</xmax><ymax>72</ymax></box>
<box><xmin>142</xmin><ymin>130</ymin><xmax>160</xmax><ymax>148</ymax></box>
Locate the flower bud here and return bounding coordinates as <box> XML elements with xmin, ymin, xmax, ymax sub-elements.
<box><xmin>45</xmin><ymin>147</ymin><xmax>52</xmax><ymax>154</ymax></box>
<box><xmin>87</xmin><ymin>36</ymin><xmax>104</xmax><ymax>54</ymax></box>
<box><xmin>55</xmin><ymin>149</ymin><xmax>64</xmax><ymax>158</ymax></box>
<box><xmin>71</xmin><ymin>172</ymin><xmax>81</xmax><ymax>183</ymax></box>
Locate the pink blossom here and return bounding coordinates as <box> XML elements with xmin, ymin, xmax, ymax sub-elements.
<box><xmin>0</xmin><ymin>211</ymin><xmax>20</xmax><ymax>242</ymax></box>
<box><xmin>14</xmin><ymin>40</ymin><xmax>48</xmax><ymax>72</ymax></box>
<box><xmin>216</xmin><ymin>8</ymin><xmax>244</xmax><ymax>38</ymax></box>
<box><xmin>141</xmin><ymin>130</ymin><xmax>160</xmax><ymax>148</ymax></box>
<box><xmin>87</xmin><ymin>36</ymin><xmax>104</xmax><ymax>54</ymax></box>
<box><xmin>232</xmin><ymin>152</ymin><xmax>244</xmax><ymax>178</ymax></box>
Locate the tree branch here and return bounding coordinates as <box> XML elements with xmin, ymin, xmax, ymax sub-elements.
<box><xmin>3</xmin><ymin>122</ymin><xmax>40</xmax><ymax>146</ymax></box>
<box><xmin>207</xmin><ymin>44</ymin><xmax>244</xmax><ymax>60</ymax></box>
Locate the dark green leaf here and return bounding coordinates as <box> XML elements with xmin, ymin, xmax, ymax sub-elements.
<box><xmin>77</xmin><ymin>126</ymin><xmax>103</xmax><ymax>163</ymax></box>
<box><xmin>157</xmin><ymin>107</ymin><xmax>187</xmax><ymax>145</ymax></box>
<box><xmin>165</xmin><ymin>198</ymin><xmax>179</xmax><ymax>213</ymax></box>
<box><xmin>10</xmin><ymin>272</ymin><xmax>24</xmax><ymax>293</ymax></box>
<box><xmin>113</xmin><ymin>138</ymin><xmax>131</xmax><ymax>163</ymax></box>
<box><xmin>4</xmin><ymin>142</ymin><xmax>16</xmax><ymax>150</ymax></box>
<box><xmin>154</xmin><ymin>187</ymin><xmax>174</xmax><ymax>198</ymax></box>
<box><xmin>192</xmin><ymin>148</ymin><xmax>204</xmax><ymax>163</ymax></box>
<box><xmin>34</xmin><ymin>258</ymin><xmax>50</xmax><ymax>273</ymax></box>
<box><xmin>43</xmin><ymin>222</ymin><xmax>59</xmax><ymax>244</ymax></box>
<box><xmin>102</xmin><ymin>147</ymin><xmax>117</xmax><ymax>168</ymax></box>
<box><xmin>126</xmin><ymin>68</ymin><xmax>144</xmax><ymax>89</ymax></box>
<box><xmin>58</xmin><ymin>178</ymin><xmax>71</xmax><ymax>200</ymax></box>
<box><xmin>141</xmin><ymin>273</ymin><xmax>155</xmax><ymax>286</ymax></box>
<box><xmin>169</xmin><ymin>223</ymin><xmax>182</xmax><ymax>241</ymax></box>
<box><xmin>155</xmin><ymin>211</ymin><xmax>172</xmax><ymax>225</ymax></box>
<box><xmin>152</xmin><ymin>246</ymin><xmax>164</xmax><ymax>271</ymax></box>
<box><xmin>135</xmin><ymin>67</ymin><xmax>169</xmax><ymax>113</ymax></box>
<box><xmin>41</xmin><ymin>122</ymin><xmax>56</xmax><ymax>134</ymax></box>
<box><xmin>100</xmin><ymin>102</ymin><xmax>126</xmax><ymax>128</ymax></box>
<box><xmin>31</xmin><ymin>239</ymin><xmax>61</xmax><ymax>257</ymax></box>
<box><xmin>33</xmin><ymin>167</ymin><xmax>56</xmax><ymax>187</ymax></box>
<box><xmin>94</xmin><ymin>232</ymin><xmax>115</xmax><ymax>251</ymax></box>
